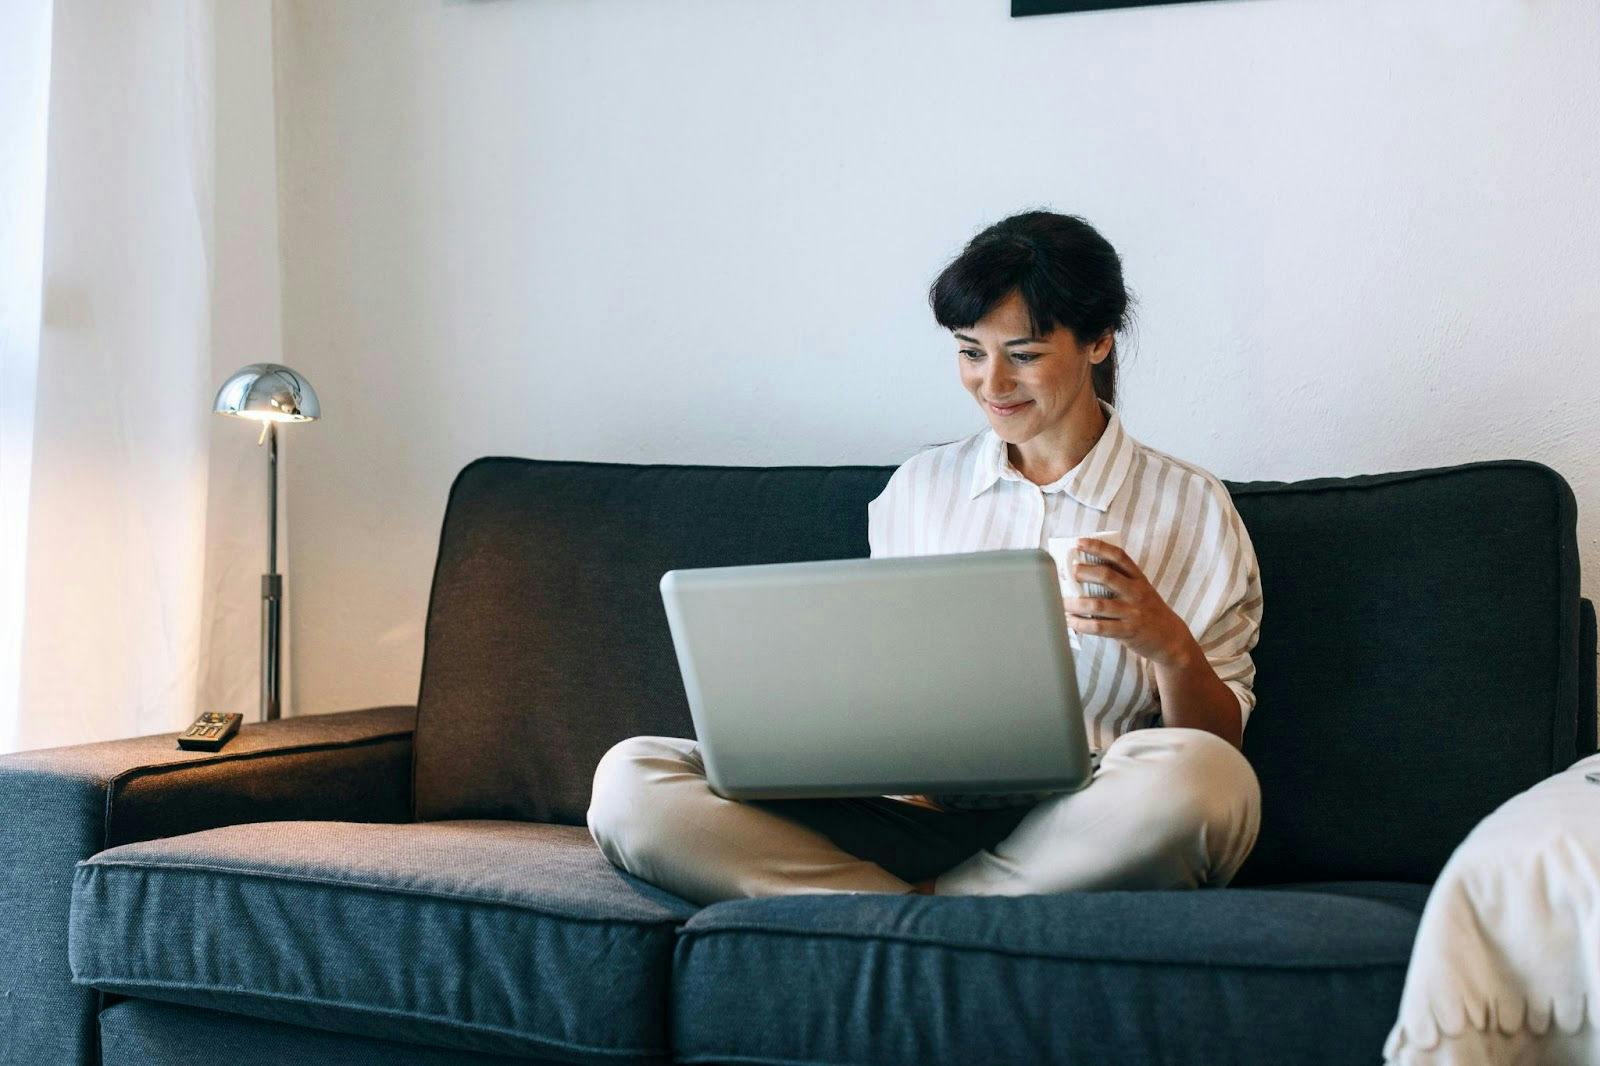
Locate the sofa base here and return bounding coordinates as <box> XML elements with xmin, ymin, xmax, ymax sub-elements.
<box><xmin>98</xmin><ymin>998</ymin><xmax>564</xmax><ymax>1065</ymax></box>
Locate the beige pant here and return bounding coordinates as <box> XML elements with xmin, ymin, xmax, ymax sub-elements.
<box><xmin>586</xmin><ymin>726</ymin><xmax>1261</xmax><ymax>907</ymax></box>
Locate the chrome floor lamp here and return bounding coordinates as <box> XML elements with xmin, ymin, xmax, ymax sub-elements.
<box><xmin>212</xmin><ymin>363</ymin><xmax>320</xmax><ymax>722</ymax></box>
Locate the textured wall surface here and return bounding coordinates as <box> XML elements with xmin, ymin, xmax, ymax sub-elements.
<box><xmin>271</xmin><ymin>0</ymin><xmax>1600</xmax><ymax>718</ymax></box>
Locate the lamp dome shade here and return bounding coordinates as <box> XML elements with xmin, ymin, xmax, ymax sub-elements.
<box><xmin>213</xmin><ymin>363</ymin><xmax>321</xmax><ymax>422</ymax></box>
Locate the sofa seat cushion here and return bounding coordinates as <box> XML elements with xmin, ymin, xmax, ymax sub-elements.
<box><xmin>672</xmin><ymin>882</ymin><xmax>1431</xmax><ymax>1066</ymax></box>
<box><xmin>68</xmin><ymin>819</ymin><xmax>697</xmax><ymax>1064</ymax></box>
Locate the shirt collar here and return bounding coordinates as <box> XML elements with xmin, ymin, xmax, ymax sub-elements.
<box><xmin>967</xmin><ymin>398</ymin><xmax>1135</xmax><ymax>512</ymax></box>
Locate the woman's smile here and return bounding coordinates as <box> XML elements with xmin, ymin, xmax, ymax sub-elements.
<box><xmin>990</xmin><ymin>400</ymin><xmax>1032</xmax><ymax>415</ymax></box>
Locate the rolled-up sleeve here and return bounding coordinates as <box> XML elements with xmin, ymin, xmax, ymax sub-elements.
<box><xmin>1195</xmin><ymin>494</ymin><xmax>1264</xmax><ymax>731</ymax></box>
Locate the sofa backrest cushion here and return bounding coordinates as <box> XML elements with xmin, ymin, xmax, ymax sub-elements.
<box><xmin>1225</xmin><ymin>461</ymin><xmax>1582</xmax><ymax>884</ymax></box>
<box><xmin>412</xmin><ymin>456</ymin><xmax>1585</xmax><ymax>886</ymax></box>
<box><xmin>412</xmin><ymin>460</ymin><xmax>892</xmax><ymax>825</ymax></box>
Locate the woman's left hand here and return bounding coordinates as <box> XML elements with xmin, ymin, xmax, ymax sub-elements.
<box><xmin>1065</xmin><ymin>537</ymin><xmax>1196</xmax><ymax>667</ymax></box>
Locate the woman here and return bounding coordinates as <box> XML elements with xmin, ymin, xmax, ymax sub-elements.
<box><xmin>587</xmin><ymin>211</ymin><xmax>1263</xmax><ymax>904</ymax></box>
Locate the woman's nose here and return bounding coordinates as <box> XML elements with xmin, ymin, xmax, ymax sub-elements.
<box><xmin>983</xmin><ymin>364</ymin><xmax>1012</xmax><ymax>391</ymax></box>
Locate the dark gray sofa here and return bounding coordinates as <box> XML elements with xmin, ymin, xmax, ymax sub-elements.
<box><xmin>2</xmin><ymin>454</ymin><xmax>1593</xmax><ymax>1066</ymax></box>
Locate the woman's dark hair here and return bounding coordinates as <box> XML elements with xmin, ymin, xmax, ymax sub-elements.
<box><xmin>928</xmin><ymin>210</ymin><xmax>1136</xmax><ymax>409</ymax></box>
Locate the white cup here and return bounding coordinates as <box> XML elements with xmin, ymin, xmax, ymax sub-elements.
<box><xmin>1046</xmin><ymin>529</ymin><xmax>1124</xmax><ymax>636</ymax></box>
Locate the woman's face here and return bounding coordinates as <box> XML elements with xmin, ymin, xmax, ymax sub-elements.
<box><xmin>954</xmin><ymin>289</ymin><xmax>1110</xmax><ymax>444</ymax></box>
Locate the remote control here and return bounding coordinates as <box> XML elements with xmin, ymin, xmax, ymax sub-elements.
<box><xmin>177</xmin><ymin>711</ymin><xmax>243</xmax><ymax>752</ymax></box>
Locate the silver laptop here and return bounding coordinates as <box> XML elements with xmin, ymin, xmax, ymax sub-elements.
<box><xmin>658</xmin><ymin>548</ymin><xmax>1094</xmax><ymax>801</ymax></box>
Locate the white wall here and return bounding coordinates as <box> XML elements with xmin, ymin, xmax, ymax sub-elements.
<box><xmin>271</xmin><ymin>0</ymin><xmax>1600</xmax><ymax>717</ymax></box>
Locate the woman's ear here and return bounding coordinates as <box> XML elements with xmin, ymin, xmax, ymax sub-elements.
<box><xmin>1088</xmin><ymin>331</ymin><xmax>1114</xmax><ymax>365</ymax></box>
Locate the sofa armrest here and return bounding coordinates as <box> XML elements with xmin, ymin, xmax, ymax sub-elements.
<box><xmin>0</xmin><ymin>704</ymin><xmax>415</xmax><ymax>1066</ymax></box>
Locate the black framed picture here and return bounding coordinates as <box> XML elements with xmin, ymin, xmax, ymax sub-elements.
<box><xmin>1013</xmin><ymin>0</ymin><xmax>1210</xmax><ymax>13</ymax></box>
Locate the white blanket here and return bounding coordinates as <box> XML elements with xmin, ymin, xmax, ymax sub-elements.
<box><xmin>1384</xmin><ymin>752</ymin><xmax>1600</xmax><ymax>1065</ymax></box>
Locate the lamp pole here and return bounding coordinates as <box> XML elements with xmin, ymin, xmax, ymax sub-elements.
<box><xmin>262</xmin><ymin>421</ymin><xmax>282</xmax><ymax>722</ymax></box>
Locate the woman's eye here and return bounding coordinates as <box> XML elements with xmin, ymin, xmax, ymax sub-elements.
<box><xmin>961</xmin><ymin>350</ymin><xmax>1038</xmax><ymax>362</ymax></box>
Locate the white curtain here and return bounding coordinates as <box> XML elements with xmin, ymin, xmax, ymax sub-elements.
<box><xmin>0</xmin><ymin>0</ymin><xmax>288</xmax><ymax>754</ymax></box>
<box><xmin>0</xmin><ymin>0</ymin><xmax>55</xmax><ymax>754</ymax></box>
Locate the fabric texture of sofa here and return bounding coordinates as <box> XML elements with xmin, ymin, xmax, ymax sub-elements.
<box><xmin>2</xmin><ymin>454</ymin><xmax>1593</xmax><ymax>1065</ymax></box>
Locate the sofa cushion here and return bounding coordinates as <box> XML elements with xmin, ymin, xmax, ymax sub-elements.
<box><xmin>1226</xmin><ymin>461</ymin><xmax>1582</xmax><ymax>885</ymax></box>
<box><xmin>672</xmin><ymin>883</ymin><xmax>1431</xmax><ymax>1066</ymax></box>
<box><xmin>68</xmin><ymin>820</ymin><xmax>697</xmax><ymax>1064</ymax></box>
<box><xmin>413</xmin><ymin>458</ymin><xmax>899</xmax><ymax>826</ymax></box>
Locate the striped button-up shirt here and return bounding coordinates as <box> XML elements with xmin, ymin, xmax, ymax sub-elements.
<box><xmin>867</xmin><ymin>398</ymin><xmax>1263</xmax><ymax>760</ymax></box>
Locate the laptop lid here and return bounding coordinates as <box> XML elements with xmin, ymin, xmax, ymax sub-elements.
<box><xmin>659</xmin><ymin>548</ymin><xmax>1093</xmax><ymax>800</ymax></box>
